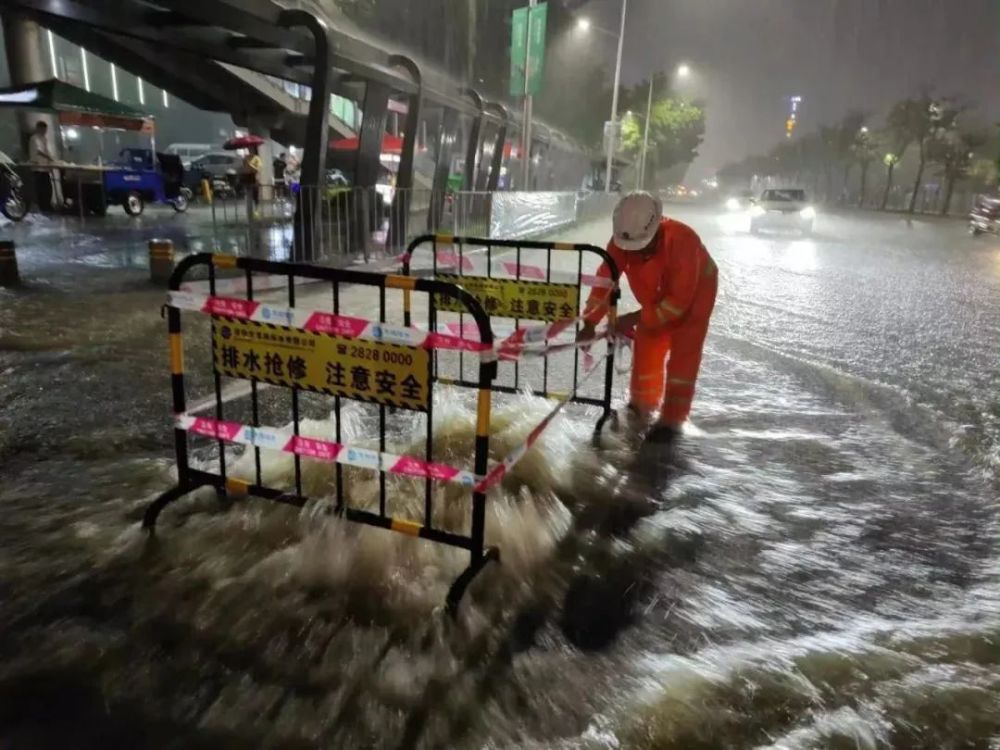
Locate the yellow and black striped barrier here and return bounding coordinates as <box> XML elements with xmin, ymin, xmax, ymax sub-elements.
<box><xmin>402</xmin><ymin>233</ymin><xmax>622</xmax><ymax>438</ymax></box>
<box><xmin>149</xmin><ymin>239</ymin><xmax>175</xmax><ymax>286</ymax></box>
<box><xmin>143</xmin><ymin>251</ymin><xmax>500</xmax><ymax>616</ymax></box>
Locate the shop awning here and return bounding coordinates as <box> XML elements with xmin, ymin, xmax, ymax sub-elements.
<box><xmin>330</xmin><ymin>134</ymin><xmax>404</xmax><ymax>154</ymax></box>
<box><xmin>0</xmin><ymin>79</ymin><xmax>153</xmax><ymax>132</ymax></box>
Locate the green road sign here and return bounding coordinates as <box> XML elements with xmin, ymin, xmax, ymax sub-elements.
<box><xmin>509</xmin><ymin>6</ymin><xmax>528</xmax><ymax>97</ymax></box>
<box><xmin>509</xmin><ymin>3</ymin><xmax>548</xmax><ymax>97</ymax></box>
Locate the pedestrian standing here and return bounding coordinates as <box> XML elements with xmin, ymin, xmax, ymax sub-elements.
<box><xmin>241</xmin><ymin>145</ymin><xmax>262</xmax><ymax>219</ymax></box>
<box><xmin>29</xmin><ymin>121</ymin><xmax>56</xmax><ymax>212</ymax></box>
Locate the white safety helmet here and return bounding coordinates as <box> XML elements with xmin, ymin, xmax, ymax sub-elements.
<box><xmin>612</xmin><ymin>191</ymin><xmax>663</xmax><ymax>251</ymax></box>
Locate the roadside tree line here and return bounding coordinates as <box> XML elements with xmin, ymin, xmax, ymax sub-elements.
<box><xmin>719</xmin><ymin>92</ymin><xmax>998</xmax><ymax>216</ymax></box>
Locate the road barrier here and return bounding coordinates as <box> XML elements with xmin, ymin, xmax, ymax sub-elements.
<box><xmin>145</xmin><ymin>251</ymin><xmax>505</xmax><ymax>613</ymax></box>
<box><xmin>146</xmin><ymin>242</ymin><xmax>622</xmax><ymax>613</ymax></box>
<box><xmin>402</xmin><ymin>233</ymin><xmax>622</xmax><ymax>438</ymax></box>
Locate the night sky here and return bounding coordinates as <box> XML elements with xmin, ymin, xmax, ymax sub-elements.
<box><xmin>579</xmin><ymin>0</ymin><xmax>1000</xmax><ymax>179</ymax></box>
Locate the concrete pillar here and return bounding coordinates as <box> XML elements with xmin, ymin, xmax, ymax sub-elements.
<box><xmin>1</xmin><ymin>13</ymin><xmax>59</xmax><ymax>159</ymax></box>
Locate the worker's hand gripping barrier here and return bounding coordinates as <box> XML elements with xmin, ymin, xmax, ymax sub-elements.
<box><xmin>144</xmin><ymin>252</ymin><xmax>501</xmax><ymax>616</ymax></box>
<box><xmin>401</xmin><ymin>234</ymin><xmax>622</xmax><ymax>440</ymax></box>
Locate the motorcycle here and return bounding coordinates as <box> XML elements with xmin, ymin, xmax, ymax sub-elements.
<box><xmin>969</xmin><ymin>194</ymin><xmax>1000</xmax><ymax>236</ymax></box>
<box><xmin>0</xmin><ymin>150</ymin><xmax>27</xmax><ymax>222</ymax></box>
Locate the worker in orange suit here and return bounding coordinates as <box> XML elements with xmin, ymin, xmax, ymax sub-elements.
<box><xmin>579</xmin><ymin>192</ymin><xmax>718</xmax><ymax>443</ymax></box>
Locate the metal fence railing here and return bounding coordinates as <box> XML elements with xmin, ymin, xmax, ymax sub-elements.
<box><xmin>205</xmin><ymin>185</ymin><xmax>437</xmax><ymax>264</ymax></box>
<box><xmin>198</xmin><ymin>186</ymin><xmax>615</xmax><ymax>264</ymax></box>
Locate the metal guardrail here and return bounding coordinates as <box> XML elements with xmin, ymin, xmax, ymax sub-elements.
<box><xmin>198</xmin><ymin>187</ymin><xmax>616</xmax><ymax>264</ymax></box>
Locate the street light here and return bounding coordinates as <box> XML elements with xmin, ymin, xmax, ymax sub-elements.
<box><xmin>676</xmin><ymin>63</ymin><xmax>691</xmax><ymax>79</ymax></box>
<box><xmin>603</xmin><ymin>0</ymin><xmax>628</xmax><ymax>193</ymax></box>
<box><xmin>576</xmin><ymin>17</ymin><xmax>592</xmax><ymax>32</ymax></box>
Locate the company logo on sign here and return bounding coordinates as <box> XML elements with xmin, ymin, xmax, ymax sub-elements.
<box><xmin>270</xmin><ymin>308</ymin><xmax>293</xmax><ymax>325</ymax></box>
<box><xmin>244</xmin><ymin>427</ymin><xmax>279</xmax><ymax>448</ymax></box>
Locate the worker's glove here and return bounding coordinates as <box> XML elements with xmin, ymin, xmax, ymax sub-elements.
<box><xmin>576</xmin><ymin>322</ymin><xmax>597</xmax><ymax>343</ymax></box>
<box><xmin>612</xmin><ymin>311</ymin><xmax>640</xmax><ymax>339</ymax></box>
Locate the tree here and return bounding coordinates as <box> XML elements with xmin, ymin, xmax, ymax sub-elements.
<box><xmin>886</xmin><ymin>93</ymin><xmax>963</xmax><ymax>213</ymax></box>
<box><xmin>928</xmin><ymin>129</ymin><xmax>989</xmax><ymax>215</ymax></box>
<box><xmin>619</xmin><ymin>92</ymin><xmax>705</xmax><ymax>188</ymax></box>
<box><xmin>833</xmin><ymin>111</ymin><xmax>866</xmax><ymax>200</ymax></box>
<box><xmin>880</xmin><ymin>152</ymin><xmax>901</xmax><ymax>211</ymax></box>
<box><xmin>851</xmin><ymin>128</ymin><xmax>880</xmax><ymax>208</ymax></box>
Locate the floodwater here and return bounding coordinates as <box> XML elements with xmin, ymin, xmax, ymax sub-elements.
<box><xmin>1</xmin><ymin>204</ymin><xmax>999</xmax><ymax>748</ymax></box>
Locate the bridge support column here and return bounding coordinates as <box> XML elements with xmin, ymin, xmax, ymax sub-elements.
<box><xmin>280</xmin><ymin>9</ymin><xmax>334</xmax><ymax>262</ymax></box>
<box><xmin>1</xmin><ymin>13</ymin><xmax>59</xmax><ymax>158</ymax></box>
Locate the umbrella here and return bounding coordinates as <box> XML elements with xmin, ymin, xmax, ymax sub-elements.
<box><xmin>223</xmin><ymin>134</ymin><xmax>266</xmax><ymax>150</ymax></box>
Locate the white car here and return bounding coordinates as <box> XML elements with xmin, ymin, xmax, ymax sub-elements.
<box><xmin>749</xmin><ymin>188</ymin><xmax>816</xmax><ymax>235</ymax></box>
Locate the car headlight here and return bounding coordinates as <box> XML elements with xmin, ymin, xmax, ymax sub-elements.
<box><xmin>750</xmin><ymin>205</ymin><xmax>765</xmax><ymax>217</ymax></box>
<box><xmin>799</xmin><ymin>206</ymin><xmax>816</xmax><ymax>220</ymax></box>
<box><xmin>725</xmin><ymin>197</ymin><xmax>741</xmax><ymax>211</ymax></box>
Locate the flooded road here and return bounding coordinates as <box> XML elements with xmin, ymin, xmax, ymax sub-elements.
<box><xmin>1</xmin><ymin>205</ymin><xmax>999</xmax><ymax>748</ymax></box>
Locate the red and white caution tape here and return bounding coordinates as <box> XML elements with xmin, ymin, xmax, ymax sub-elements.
<box><xmin>473</xmin><ymin>357</ymin><xmax>605</xmax><ymax>493</ymax></box>
<box><xmin>177</xmin><ymin>414</ymin><xmax>478</xmax><ymax>487</ymax></box>
<box><xmin>167</xmin><ymin>291</ymin><xmax>611</xmax><ymax>364</ymax></box>
<box><xmin>167</xmin><ymin>290</ymin><xmax>493</xmax><ymax>357</ymax></box>
<box><xmin>434</xmin><ymin>257</ymin><xmax>614</xmax><ymax>289</ymax></box>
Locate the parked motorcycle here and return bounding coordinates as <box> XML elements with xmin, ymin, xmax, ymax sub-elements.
<box><xmin>0</xmin><ymin>150</ymin><xmax>27</xmax><ymax>222</ymax></box>
<box><xmin>969</xmin><ymin>194</ymin><xmax>1000</xmax><ymax>236</ymax></box>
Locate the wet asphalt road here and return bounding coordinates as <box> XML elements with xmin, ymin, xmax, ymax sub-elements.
<box><xmin>1</xmin><ymin>202</ymin><xmax>999</xmax><ymax>748</ymax></box>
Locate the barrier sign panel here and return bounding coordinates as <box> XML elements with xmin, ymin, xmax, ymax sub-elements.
<box><xmin>213</xmin><ymin>319</ymin><xmax>429</xmax><ymax>411</ymax></box>
<box><xmin>435</xmin><ymin>274</ymin><xmax>578</xmax><ymax>322</ymax></box>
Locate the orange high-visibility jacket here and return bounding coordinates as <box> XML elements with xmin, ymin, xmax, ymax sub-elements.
<box><xmin>584</xmin><ymin>218</ymin><xmax>717</xmax><ymax>329</ymax></box>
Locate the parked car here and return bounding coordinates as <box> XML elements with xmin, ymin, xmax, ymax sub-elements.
<box><xmin>165</xmin><ymin>143</ymin><xmax>212</xmax><ymax>171</ymax></box>
<box><xmin>184</xmin><ymin>152</ymin><xmax>242</xmax><ymax>199</ymax></box>
<box><xmin>750</xmin><ymin>188</ymin><xmax>816</xmax><ymax>235</ymax></box>
<box><xmin>189</xmin><ymin>152</ymin><xmax>243</xmax><ymax>181</ymax></box>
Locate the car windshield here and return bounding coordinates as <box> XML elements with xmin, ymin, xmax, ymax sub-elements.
<box><xmin>762</xmin><ymin>189</ymin><xmax>806</xmax><ymax>202</ymax></box>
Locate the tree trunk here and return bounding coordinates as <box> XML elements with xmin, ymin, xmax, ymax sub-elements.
<box><xmin>858</xmin><ymin>162</ymin><xmax>869</xmax><ymax>208</ymax></box>
<box><xmin>842</xmin><ymin>162</ymin><xmax>852</xmax><ymax>203</ymax></box>
<box><xmin>880</xmin><ymin>163</ymin><xmax>894</xmax><ymax>211</ymax></box>
<box><xmin>941</xmin><ymin>175</ymin><xmax>956</xmax><ymax>216</ymax></box>
<box><xmin>907</xmin><ymin>155</ymin><xmax>925</xmax><ymax>214</ymax></box>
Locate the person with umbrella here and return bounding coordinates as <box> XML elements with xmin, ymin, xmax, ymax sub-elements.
<box><xmin>224</xmin><ymin>134</ymin><xmax>265</xmax><ymax>218</ymax></box>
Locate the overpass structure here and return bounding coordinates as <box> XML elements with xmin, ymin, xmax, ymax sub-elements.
<box><xmin>1</xmin><ymin>0</ymin><xmax>590</xmax><ymax>259</ymax></box>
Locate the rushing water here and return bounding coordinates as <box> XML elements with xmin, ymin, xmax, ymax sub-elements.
<box><xmin>1</xmin><ymin>207</ymin><xmax>998</xmax><ymax>748</ymax></box>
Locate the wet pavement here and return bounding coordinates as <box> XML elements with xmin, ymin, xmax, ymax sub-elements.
<box><xmin>1</xmin><ymin>203</ymin><xmax>999</xmax><ymax>748</ymax></box>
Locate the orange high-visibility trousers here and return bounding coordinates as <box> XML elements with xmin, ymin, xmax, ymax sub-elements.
<box><xmin>630</xmin><ymin>271</ymin><xmax>717</xmax><ymax>421</ymax></box>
